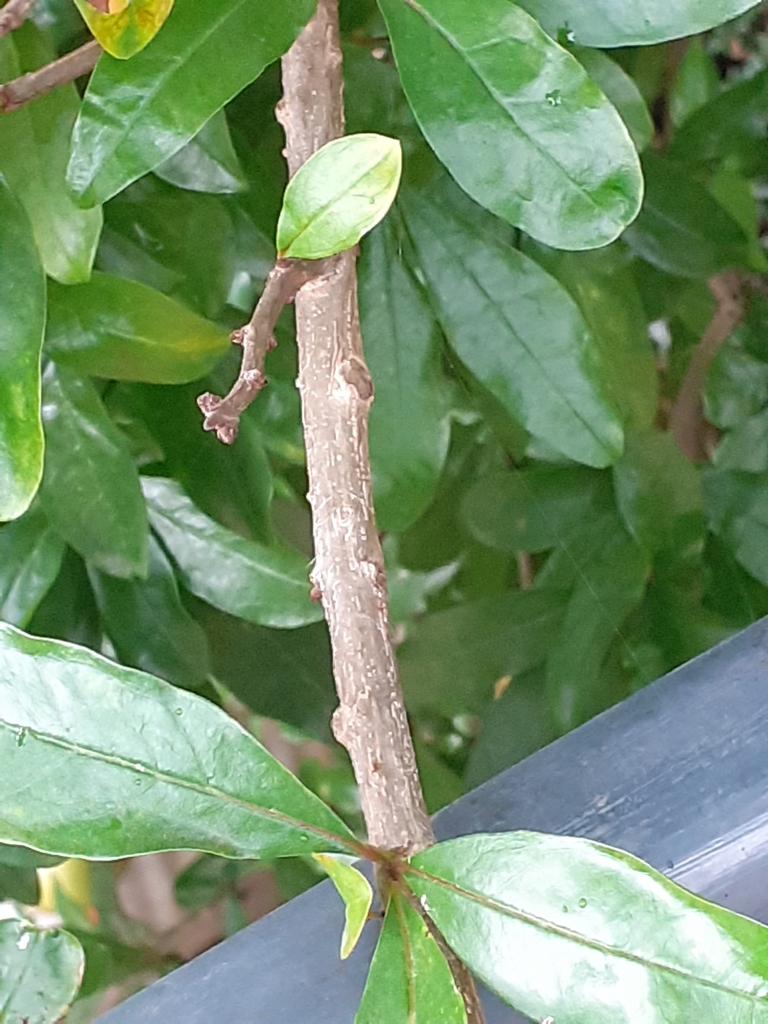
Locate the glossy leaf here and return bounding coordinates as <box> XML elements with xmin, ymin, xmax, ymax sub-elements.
<box><xmin>313</xmin><ymin>855</ymin><xmax>372</xmax><ymax>959</ymax></box>
<box><xmin>704</xmin><ymin>469</ymin><xmax>768</xmax><ymax>585</ymax></box>
<box><xmin>359</xmin><ymin>222</ymin><xmax>449</xmax><ymax>532</ymax></box>
<box><xmin>154</xmin><ymin>109</ymin><xmax>247</xmax><ymax>194</ymax></box>
<box><xmin>401</xmin><ymin>187</ymin><xmax>624</xmax><ymax>467</ymax></box>
<box><xmin>613</xmin><ymin>430</ymin><xmax>703</xmax><ymax>554</ymax></box>
<box><xmin>408</xmin><ymin>831</ymin><xmax>768</xmax><ymax>1023</ymax></box>
<box><xmin>276</xmin><ymin>134</ymin><xmax>402</xmax><ymax>259</ymax></box>
<box><xmin>670</xmin><ymin>67</ymin><xmax>768</xmax><ymax>176</ymax></box>
<box><xmin>38</xmin><ymin>365</ymin><xmax>148</xmax><ymax>578</ymax></box>
<box><xmin>356</xmin><ymin>889</ymin><xmax>466</xmax><ymax>1024</ymax></box>
<box><xmin>0</xmin><ymin>623</ymin><xmax>357</xmax><ymax>859</ymax></box>
<box><xmin>88</xmin><ymin>534</ymin><xmax>211</xmax><ymax>690</ymax></box>
<box><xmin>45</xmin><ymin>272</ymin><xmax>229</xmax><ymax>384</ymax></box>
<box><xmin>142</xmin><ymin>477</ymin><xmax>322</xmax><ymax>629</ymax></box>
<box><xmin>525</xmin><ymin>240</ymin><xmax>657</xmax><ymax>431</ymax></box>
<box><xmin>623</xmin><ymin>154</ymin><xmax>749</xmax><ymax>279</ymax></box>
<box><xmin>0</xmin><ymin>25</ymin><xmax>102</xmax><ymax>284</ymax></box>
<box><xmin>68</xmin><ymin>0</ymin><xmax>315</xmax><ymax>206</ymax></box>
<box><xmin>0</xmin><ymin>178</ymin><xmax>45</xmax><ymax>524</ymax></box>
<box><xmin>516</xmin><ymin>0</ymin><xmax>761</xmax><ymax>47</ymax></box>
<box><xmin>570</xmin><ymin>47</ymin><xmax>653</xmax><ymax>152</ymax></box>
<box><xmin>0</xmin><ymin>917</ymin><xmax>84</xmax><ymax>1022</ymax></box>
<box><xmin>0</xmin><ymin>510</ymin><xmax>65</xmax><ymax>628</ymax></box>
<box><xmin>544</xmin><ymin>513</ymin><xmax>649</xmax><ymax>732</ymax></box>
<box><xmin>399</xmin><ymin>589</ymin><xmax>568</xmax><ymax>714</ymax></box>
<box><xmin>379</xmin><ymin>0</ymin><xmax>642</xmax><ymax>250</ymax></box>
<box><xmin>462</xmin><ymin>466</ymin><xmax>611</xmax><ymax>553</ymax></box>
<box><xmin>74</xmin><ymin>0</ymin><xmax>173</xmax><ymax>58</ymax></box>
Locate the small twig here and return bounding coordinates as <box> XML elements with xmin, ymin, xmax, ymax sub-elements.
<box><xmin>0</xmin><ymin>39</ymin><xmax>101</xmax><ymax>113</ymax></box>
<box><xmin>0</xmin><ymin>0</ymin><xmax>34</xmax><ymax>39</ymax></box>
<box><xmin>517</xmin><ymin>552</ymin><xmax>534</xmax><ymax>590</ymax></box>
<box><xmin>670</xmin><ymin>271</ymin><xmax>745</xmax><ymax>462</ymax></box>
<box><xmin>197</xmin><ymin>257</ymin><xmax>334</xmax><ymax>444</ymax></box>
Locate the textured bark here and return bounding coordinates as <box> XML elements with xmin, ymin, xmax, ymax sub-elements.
<box><xmin>278</xmin><ymin>0</ymin><xmax>434</xmax><ymax>856</ymax></box>
<box><xmin>0</xmin><ymin>40</ymin><xmax>100</xmax><ymax>113</ymax></box>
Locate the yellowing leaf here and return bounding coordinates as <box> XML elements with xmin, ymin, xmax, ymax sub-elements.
<box><xmin>74</xmin><ymin>0</ymin><xmax>174</xmax><ymax>59</ymax></box>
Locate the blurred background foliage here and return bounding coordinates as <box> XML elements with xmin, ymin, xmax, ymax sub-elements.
<box><xmin>4</xmin><ymin>0</ymin><xmax>768</xmax><ymax>1014</ymax></box>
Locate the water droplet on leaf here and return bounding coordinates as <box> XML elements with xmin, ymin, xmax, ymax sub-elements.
<box><xmin>578</xmin><ymin>898</ymin><xmax>587</xmax><ymax>908</ymax></box>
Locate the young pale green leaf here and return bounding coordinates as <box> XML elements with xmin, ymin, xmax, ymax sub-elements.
<box><xmin>45</xmin><ymin>272</ymin><xmax>230</xmax><ymax>384</ymax></box>
<box><xmin>0</xmin><ymin>623</ymin><xmax>358</xmax><ymax>859</ymax></box>
<box><xmin>154</xmin><ymin>109</ymin><xmax>247</xmax><ymax>194</ymax></box>
<box><xmin>360</xmin><ymin>222</ymin><xmax>449</xmax><ymax>533</ymax></box>
<box><xmin>408</xmin><ymin>832</ymin><xmax>768</xmax><ymax>1024</ymax></box>
<box><xmin>38</xmin><ymin>365</ymin><xmax>149</xmax><ymax>578</ymax></box>
<box><xmin>142</xmin><ymin>477</ymin><xmax>322</xmax><ymax>629</ymax></box>
<box><xmin>401</xmin><ymin>187</ymin><xmax>624</xmax><ymax>467</ymax></box>
<box><xmin>356</xmin><ymin>889</ymin><xmax>466</xmax><ymax>1024</ymax></box>
<box><xmin>276</xmin><ymin>134</ymin><xmax>402</xmax><ymax>259</ymax></box>
<box><xmin>0</xmin><ymin>918</ymin><xmax>84</xmax><ymax>1022</ymax></box>
<box><xmin>569</xmin><ymin>47</ymin><xmax>653</xmax><ymax>152</ymax></box>
<box><xmin>313</xmin><ymin>855</ymin><xmax>373</xmax><ymax>959</ymax></box>
<box><xmin>0</xmin><ymin>178</ymin><xmax>45</xmax><ymax>523</ymax></box>
<box><xmin>379</xmin><ymin>0</ymin><xmax>642</xmax><ymax>250</ymax></box>
<box><xmin>613</xmin><ymin>430</ymin><xmax>703</xmax><ymax>555</ymax></box>
<box><xmin>399</xmin><ymin>588</ymin><xmax>568</xmax><ymax>715</ymax></box>
<box><xmin>73</xmin><ymin>0</ymin><xmax>173</xmax><ymax>59</ymax></box>
<box><xmin>517</xmin><ymin>0</ymin><xmax>760</xmax><ymax>47</ymax></box>
<box><xmin>88</xmin><ymin>535</ymin><xmax>211</xmax><ymax>691</ymax></box>
<box><xmin>0</xmin><ymin>25</ymin><xmax>102</xmax><ymax>284</ymax></box>
<box><xmin>623</xmin><ymin>154</ymin><xmax>749</xmax><ymax>279</ymax></box>
<box><xmin>0</xmin><ymin>510</ymin><xmax>65</xmax><ymax>628</ymax></box>
<box><xmin>67</xmin><ymin>0</ymin><xmax>315</xmax><ymax>206</ymax></box>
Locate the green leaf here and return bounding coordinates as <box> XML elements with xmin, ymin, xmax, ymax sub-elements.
<box><xmin>623</xmin><ymin>154</ymin><xmax>749</xmax><ymax>279</ymax></box>
<box><xmin>0</xmin><ymin>510</ymin><xmax>66</xmax><ymax>628</ymax></box>
<box><xmin>399</xmin><ymin>589</ymin><xmax>568</xmax><ymax>715</ymax></box>
<box><xmin>0</xmin><ymin>862</ymin><xmax>39</xmax><ymax>903</ymax></box>
<box><xmin>276</xmin><ymin>134</ymin><xmax>402</xmax><ymax>259</ymax></box>
<box><xmin>409</xmin><ymin>832</ymin><xmax>768</xmax><ymax>1023</ymax></box>
<box><xmin>516</xmin><ymin>0</ymin><xmax>761</xmax><ymax>46</ymax></box>
<box><xmin>570</xmin><ymin>46</ymin><xmax>653</xmax><ymax>152</ymax></box>
<box><xmin>613</xmin><ymin>430</ymin><xmax>704</xmax><ymax>554</ymax></box>
<box><xmin>378</xmin><ymin>0</ymin><xmax>642</xmax><ymax>250</ymax></box>
<box><xmin>313</xmin><ymin>855</ymin><xmax>372</xmax><ymax>959</ymax></box>
<box><xmin>704</xmin><ymin>468</ymin><xmax>768</xmax><ymax>585</ymax></box>
<box><xmin>73</xmin><ymin>0</ymin><xmax>173</xmax><ymax>59</ymax></box>
<box><xmin>0</xmin><ymin>25</ymin><xmax>102</xmax><ymax>284</ymax></box>
<box><xmin>38</xmin><ymin>365</ymin><xmax>148</xmax><ymax>578</ymax></box>
<box><xmin>360</xmin><ymin>222</ymin><xmax>449</xmax><ymax>532</ymax></box>
<box><xmin>88</xmin><ymin>534</ymin><xmax>211</xmax><ymax>690</ymax></box>
<box><xmin>45</xmin><ymin>272</ymin><xmax>230</xmax><ymax>384</ymax></box>
<box><xmin>669</xmin><ymin>38</ymin><xmax>720</xmax><ymax>130</ymax></box>
<box><xmin>670</xmin><ymin>67</ymin><xmax>768</xmax><ymax>176</ymax></box>
<box><xmin>0</xmin><ymin>622</ymin><xmax>357</xmax><ymax>859</ymax></box>
<box><xmin>356</xmin><ymin>889</ymin><xmax>466</xmax><ymax>1024</ymax></box>
<box><xmin>714</xmin><ymin>411</ymin><xmax>768</xmax><ymax>474</ymax></box>
<box><xmin>0</xmin><ymin>177</ymin><xmax>45</xmax><ymax>523</ymax></box>
<box><xmin>544</xmin><ymin>512</ymin><xmax>649</xmax><ymax>732</ymax></box>
<box><xmin>154</xmin><ymin>109</ymin><xmax>247</xmax><ymax>194</ymax></box>
<box><xmin>67</xmin><ymin>0</ymin><xmax>315</xmax><ymax>206</ymax></box>
<box><xmin>462</xmin><ymin>466</ymin><xmax>611</xmax><ymax>553</ymax></box>
<box><xmin>401</xmin><ymin>186</ymin><xmax>624</xmax><ymax>467</ymax></box>
<box><xmin>523</xmin><ymin>240</ymin><xmax>657</xmax><ymax>432</ymax></box>
<box><xmin>0</xmin><ymin>918</ymin><xmax>84</xmax><ymax>1022</ymax></box>
<box><xmin>142</xmin><ymin>477</ymin><xmax>322</xmax><ymax>628</ymax></box>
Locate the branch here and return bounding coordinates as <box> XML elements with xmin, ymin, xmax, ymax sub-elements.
<box><xmin>0</xmin><ymin>39</ymin><xmax>101</xmax><ymax>113</ymax></box>
<box><xmin>0</xmin><ymin>0</ymin><xmax>34</xmax><ymax>39</ymax></box>
<box><xmin>278</xmin><ymin>0</ymin><xmax>435</xmax><ymax>857</ymax></box>
<box><xmin>670</xmin><ymin>271</ymin><xmax>745</xmax><ymax>461</ymax></box>
<box><xmin>197</xmin><ymin>257</ymin><xmax>334</xmax><ymax>443</ymax></box>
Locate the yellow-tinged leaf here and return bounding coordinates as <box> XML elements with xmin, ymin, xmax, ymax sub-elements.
<box><xmin>313</xmin><ymin>854</ymin><xmax>373</xmax><ymax>959</ymax></box>
<box><xmin>74</xmin><ymin>0</ymin><xmax>173</xmax><ymax>59</ymax></box>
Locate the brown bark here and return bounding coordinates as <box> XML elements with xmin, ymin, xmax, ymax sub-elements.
<box><xmin>277</xmin><ymin>0</ymin><xmax>434</xmax><ymax>857</ymax></box>
<box><xmin>0</xmin><ymin>0</ymin><xmax>34</xmax><ymax>39</ymax></box>
<box><xmin>0</xmin><ymin>39</ymin><xmax>101</xmax><ymax>113</ymax></box>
